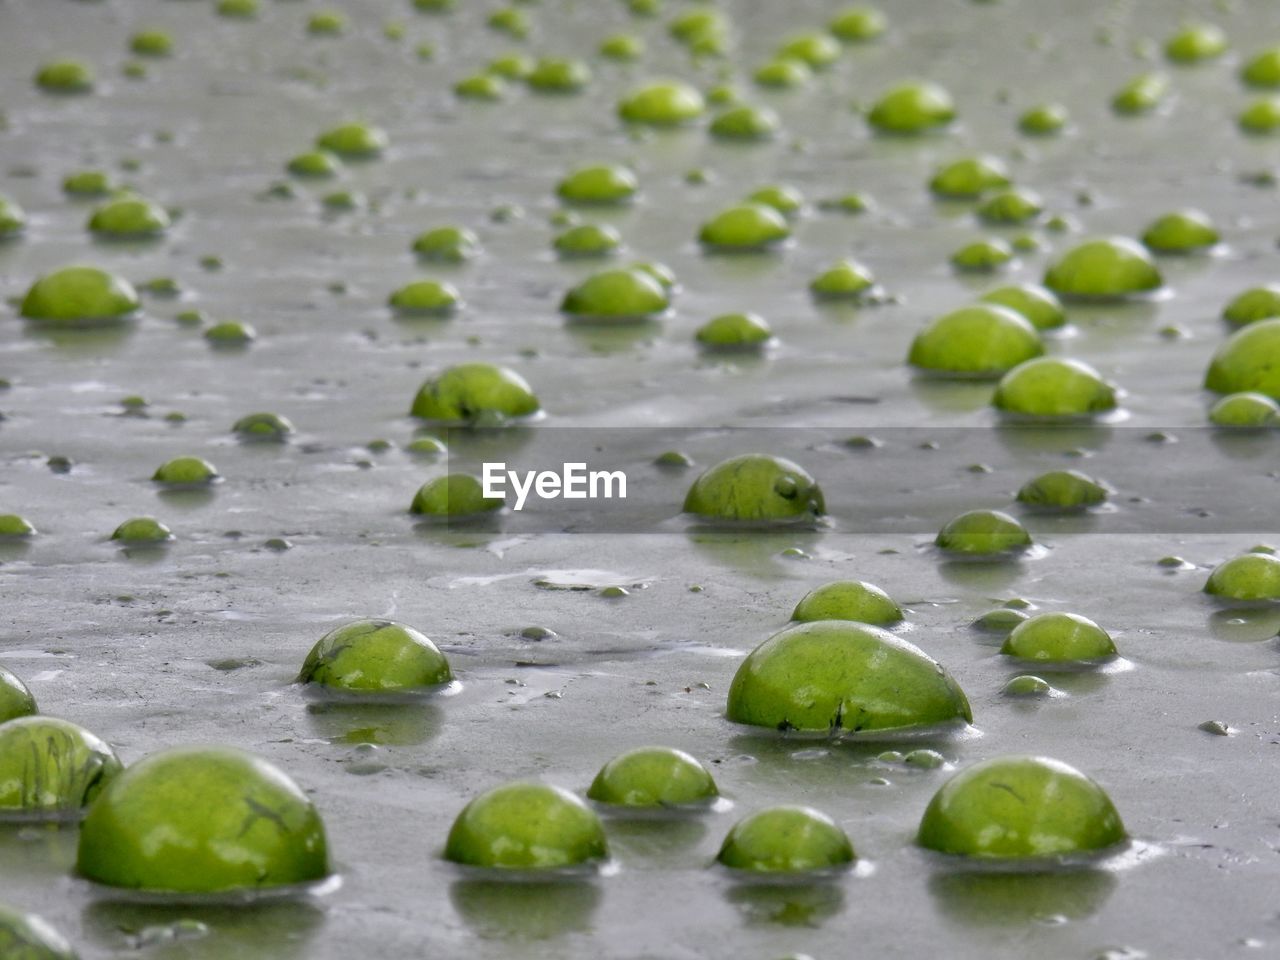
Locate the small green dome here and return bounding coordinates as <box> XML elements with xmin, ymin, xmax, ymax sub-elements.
<box><xmin>1016</xmin><ymin>470</ymin><xmax>1108</xmax><ymax>510</ymax></box>
<box><xmin>300</xmin><ymin>619</ymin><xmax>453</xmax><ymax>692</ymax></box>
<box><xmin>1243</xmin><ymin>46</ymin><xmax>1280</xmax><ymax>87</ymax></box>
<box><xmin>0</xmin><ymin>514</ymin><xmax>36</xmax><ymax>538</ymax></box>
<box><xmin>554</xmin><ymin>223</ymin><xmax>622</xmax><ymax>258</ymax></box>
<box><xmin>410</xmin><ymin>474</ymin><xmax>504</xmax><ymax>517</ymax></box>
<box><xmin>412</xmin><ymin>225</ymin><xmax>480</xmax><ymax>262</ymax></box>
<box><xmin>1203</xmin><ymin>553</ymin><xmax>1280</xmax><ymax>601</ymax></box>
<box><xmin>746</xmin><ymin>185</ymin><xmax>804</xmax><ymax>218</ymax></box>
<box><xmin>110</xmin><ymin>517</ymin><xmax>174</xmax><ymax>543</ymax></box>
<box><xmin>20</xmin><ymin>266</ymin><xmax>140</xmax><ymax>326</ymax></box>
<box><xmin>717</xmin><ymin>806</ymin><xmax>855</xmax><ymax>873</ymax></box>
<box><xmin>683</xmin><ymin>454</ymin><xmax>824</xmax><ymax>523</ymax></box>
<box><xmin>600</xmin><ymin>33</ymin><xmax>645</xmax><ymax>61</ymax></box>
<box><xmin>445</xmin><ymin>782</ymin><xmax>609</xmax><ymax>869</ymax></box>
<box><xmin>410</xmin><ymin>363</ymin><xmax>540</xmax><ymax>422</ymax></box>
<box><xmin>0</xmin><ymin>717</ymin><xmax>122</xmax><ymax>818</ymax></box>
<box><xmin>560</xmin><ymin>268</ymin><xmax>669</xmax><ymax>320</ymax></box>
<box><xmin>1018</xmin><ymin>103</ymin><xmax>1069</xmax><ymax>135</ymax></box>
<box><xmin>587</xmin><ymin>746</ymin><xmax>718</xmax><ymax>807</ymax></box>
<box><xmin>1222</xmin><ymin>285</ymin><xmax>1280</xmax><ymax>327</ymax></box>
<box><xmin>979</xmin><ymin>284</ymin><xmax>1066</xmax><ymax>331</ymax></box>
<box><xmin>829</xmin><ymin>6</ymin><xmax>887</xmax><ymax>42</ymax></box>
<box><xmin>868</xmin><ymin>81</ymin><xmax>956</xmax><ymax>134</ymax></box>
<box><xmin>0</xmin><ymin>665</ymin><xmax>37</xmax><ymax>723</ymax></box>
<box><xmin>286</xmin><ymin>150</ymin><xmax>341</xmax><ymax>178</ymax></box>
<box><xmin>389</xmin><ymin>280</ymin><xmax>462</xmax><ymax>316</ymax></box>
<box><xmin>618</xmin><ymin>81</ymin><xmax>706</xmax><ymax>126</ymax></box>
<box><xmin>698</xmin><ymin>203</ymin><xmax>790</xmax><ymax>251</ymax></box>
<box><xmin>232</xmin><ymin>411</ymin><xmax>295</xmax><ymax>441</ymax></box>
<box><xmin>1111</xmin><ymin>72</ymin><xmax>1169</xmax><ymax>114</ymax></box>
<box><xmin>709</xmin><ymin>104</ymin><xmax>780</xmax><ymax>141</ymax></box>
<box><xmin>810</xmin><ymin>259</ymin><xmax>876</xmax><ymax>300</ymax></box>
<box><xmin>951</xmin><ymin>238</ymin><xmax>1014</xmax><ymax>272</ymax></box>
<box><xmin>35</xmin><ymin>60</ymin><xmax>95</xmax><ymax>94</ymax></box>
<box><xmin>1141</xmin><ymin>209</ymin><xmax>1220</xmax><ymax>253</ymax></box>
<box><xmin>527</xmin><ymin>58</ymin><xmax>592</xmax><ymax>93</ymax></box>
<box><xmin>62</xmin><ymin>170</ymin><xmax>115</xmax><ymax>197</ymax></box>
<box><xmin>315</xmin><ymin>122</ymin><xmax>389</xmax><ymax>158</ymax></box>
<box><xmin>908</xmin><ymin>305</ymin><xmax>1043</xmax><ymax>379</ymax></box>
<box><xmin>753</xmin><ymin>58</ymin><xmax>812</xmax><ymax>89</ymax></box>
<box><xmin>204</xmin><ymin>320</ymin><xmax>256</xmax><ymax>345</ymax></box>
<box><xmin>1164</xmin><ymin>23</ymin><xmax>1228</xmax><ymax>63</ymax></box>
<box><xmin>1238</xmin><ymin>96</ymin><xmax>1280</xmax><ymax>133</ymax></box>
<box><xmin>1208</xmin><ymin>392</ymin><xmax>1280</xmax><ymax>428</ymax></box>
<box><xmin>557</xmin><ymin>164</ymin><xmax>638</xmax><ymax>205</ymax></box>
<box><xmin>1204</xmin><ymin>318</ymin><xmax>1280</xmax><ymax>399</ymax></box>
<box><xmin>1001</xmin><ymin>612</ymin><xmax>1117</xmax><ymax>662</ymax></box>
<box><xmin>935</xmin><ymin>509</ymin><xmax>1032</xmax><ymax>556</ymax></box>
<box><xmin>130</xmin><ymin>29</ymin><xmax>174</xmax><ymax>57</ymax></box>
<box><xmin>929</xmin><ymin>155</ymin><xmax>1011</xmax><ymax>199</ymax></box>
<box><xmin>790</xmin><ymin>580</ymin><xmax>903</xmax><ymax>626</ymax></box>
<box><xmin>88</xmin><ymin>195</ymin><xmax>171</xmax><ymax>238</ymax></box>
<box><xmin>152</xmin><ymin>456</ymin><xmax>219</xmax><ymax>486</ymax></box>
<box><xmin>695</xmin><ymin>312</ymin><xmax>773</xmax><ymax>350</ymax></box>
<box><xmin>776</xmin><ymin>32</ymin><xmax>842</xmax><ymax>69</ymax></box>
<box><xmin>993</xmin><ymin>357</ymin><xmax>1118</xmax><ymax>418</ymax></box>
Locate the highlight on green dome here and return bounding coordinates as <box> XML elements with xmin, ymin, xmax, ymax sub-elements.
<box><xmin>233</xmin><ymin>411</ymin><xmax>295</xmax><ymax>441</ymax></box>
<box><xmin>554</xmin><ymin>223</ymin><xmax>621</xmax><ymax>258</ymax></box>
<box><xmin>586</xmin><ymin>746</ymin><xmax>719</xmax><ymax>807</ymax></box>
<box><xmin>0</xmin><ymin>717</ymin><xmax>122</xmax><ymax>819</ymax></box>
<box><xmin>1164</xmin><ymin>23</ymin><xmax>1228</xmax><ymax>63</ymax></box>
<box><xmin>977</xmin><ymin>188</ymin><xmax>1043</xmax><ymax>225</ymax></box>
<box><xmin>410</xmin><ymin>363</ymin><xmax>541</xmax><ymax>423</ymax></box>
<box><xmin>1111</xmin><ymin>72</ymin><xmax>1169</xmax><ymax>114</ymax></box>
<box><xmin>716</xmin><ymin>806</ymin><xmax>855</xmax><ymax>873</ymax></box>
<box><xmin>0</xmin><ymin>515</ymin><xmax>36</xmax><ymax>538</ymax></box>
<box><xmin>950</xmin><ymin>238</ymin><xmax>1014</xmax><ymax>273</ymax></box>
<box><xmin>299</xmin><ymin>619</ymin><xmax>453</xmax><ymax>693</ymax></box>
<box><xmin>993</xmin><ymin>357</ymin><xmax>1118</xmax><ymax>418</ymax></box>
<box><xmin>908</xmin><ymin>305</ymin><xmax>1043</xmax><ymax>379</ymax></box>
<box><xmin>444</xmin><ymin>781</ymin><xmax>609</xmax><ymax>869</ymax></box>
<box><xmin>790</xmin><ymin>580</ymin><xmax>903</xmax><ymax>626</ymax></box>
<box><xmin>0</xmin><ymin>194</ymin><xmax>25</xmax><ymax>239</ymax></box>
<box><xmin>683</xmin><ymin>454</ymin><xmax>824</xmax><ymax>523</ymax></box>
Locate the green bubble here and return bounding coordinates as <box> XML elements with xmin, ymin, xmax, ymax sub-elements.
<box><xmin>587</xmin><ymin>746</ymin><xmax>718</xmax><ymax>807</ymax></box>
<box><xmin>977</xmin><ymin>188</ymin><xmax>1043</xmax><ymax>225</ymax></box>
<box><xmin>972</xmin><ymin>608</ymin><xmax>1029</xmax><ymax>633</ymax></box>
<box><xmin>487</xmin><ymin>53</ymin><xmax>533</xmax><ymax>79</ymax></box>
<box><xmin>561</xmin><ymin>268</ymin><xmax>669</xmax><ymax>321</ymax></box>
<box><xmin>868</xmin><ymin>81</ymin><xmax>956</xmax><ymax>134</ymax></box>
<box><xmin>0</xmin><ymin>717</ymin><xmax>121</xmax><ymax>819</ymax></box>
<box><xmin>791</xmin><ymin>580</ymin><xmax>902</xmax><ymax>626</ymax></box>
<box><xmin>710</xmin><ymin>104</ymin><xmax>780</xmax><ymax>141</ymax></box>
<box><xmin>810</xmin><ymin>259</ymin><xmax>876</xmax><ymax>300</ymax></box>
<box><xmin>0</xmin><ymin>514</ymin><xmax>35</xmax><ymax>538</ymax></box>
<box><xmin>554</xmin><ymin>224</ymin><xmax>621</xmax><ymax>258</ymax></box>
<box><xmin>935</xmin><ymin>509</ymin><xmax>1032</xmax><ymax>556</ymax></box>
<box><xmin>77</xmin><ymin>746</ymin><xmax>328</xmax><ymax>893</ymax></box>
<box><xmin>233</xmin><ymin>411</ymin><xmax>295</xmax><ymax>441</ymax></box>
<box><xmin>929</xmin><ymin>156</ymin><xmax>1011</xmax><ymax>198</ymax></box>
<box><xmin>654</xmin><ymin>450</ymin><xmax>693</xmax><ymax>468</ymax></box>
<box><xmin>628</xmin><ymin>0</ymin><xmax>661</xmax><ymax>17</ymax></box>
<box><xmin>410</xmin><ymin>474</ymin><xmax>504</xmax><ymax>518</ymax></box>
<box><xmin>110</xmin><ymin>517</ymin><xmax>173</xmax><ymax>543</ymax></box>
<box><xmin>413</xmin><ymin>0</ymin><xmax>455</xmax><ymax>11</ymax></box>
<box><xmin>35</xmin><ymin>60</ymin><xmax>94</xmax><ymax>94</ymax></box>
<box><xmin>408</xmin><ymin>436</ymin><xmax>448</xmax><ymax>456</ymax></box>
<box><xmin>410</xmin><ymin>362</ymin><xmax>540</xmax><ymax>423</ymax></box>
<box><xmin>87</xmin><ymin>195</ymin><xmax>170</xmax><ymax>238</ymax></box>
<box><xmin>152</xmin><ymin>456</ymin><xmax>219</xmax><ymax>486</ymax></box>
<box><xmin>307</xmin><ymin>10</ymin><xmax>346</xmax><ymax>35</ymax></box>
<box><xmin>487</xmin><ymin>6</ymin><xmax>529</xmax><ymax>38</ymax></box>
<box><xmin>746</xmin><ymin>185</ymin><xmax>803</xmax><ymax>218</ymax></box>
<box><xmin>1043</xmin><ymin>237</ymin><xmax>1163</xmax><ymax>300</ymax></box>
<box><xmin>300</xmin><ymin>619</ymin><xmax>452</xmax><ymax>693</ymax></box>
<box><xmin>631</xmin><ymin>260</ymin><xmax>677</xmax><ymax>291</ymax></box>
<box><xmin>527</xmin><ymin>58</ymin><xmax>591</xmax><ymax>93</ymax></box>
<box><xmin>753</xmin><ymin>57</ymin><xmax>811</xmax><ymax>89</ymax></box>
<box><xmin>0</xmin><ymin>905</ymin><xmax>78</xmax><ymax>960</ymax></box>
<box><xmin>1002</xmin><ymin>674</ymin><xmax>1051</xmax><ymax>697</ymax></box>
<box><xmin>1208</xmin><ymin>392</ymin><xmax>1280</xmax><ymax>428</ymax></box>
<box><xmin>829</xmin><ymin>6</ymin><xmax>886</xmax><ymax>41</ymax></box>
<box><xmin>777</xmin><ymin>32</ymin><xmax>841</xmax><ymax>69</ymax></box>
<box><xmin>993</xmin><ymin>357</ymin><xmax>1117</xmax><ymax>418</ymax></box>
<box><xmin>20</xmin><ymin>266</ymin><xmax>140</xmax><ymax>326</ymax></box>
<box><xmin>1018</xmin><ymin>102</ymin><xmax>1068</xmax><ymax>135</ymax></box>
<box><xmin>727</xmin><ymin>620</ymin><xmax>971</xmax><ymax>733</ymax></box>
<box><xmin>1111</xmin><ymin>72</ymin><xmax>1168</xmax><ymax>114</ymax></box>
<box><xmin>204</xmin><ymin>320</ymin><xmax>256</xmax><ymax>344</ymax></box>
<box><xmin>217</xmin><ymin>0</ymin><xmax>259</xmax><ymax>18</ymax></box>
<box><xmin>1165</xmin><ymin>23</ymin><xmax>1227</xmax><ymax>62</ymax></box>
<box><xmin>918</xmin><ymin>756</ymin><xmax>1125</xmax><ymax>858</ymax></box>
<box><xmin>1142</xmin><ymin>209</ymin><xmax>1219</xmax><ymax>253</ymax></box>
<box><xmin>820</xmin><ymin>192</ymin><xmax>872</xmax><ymax>215</ymax></box>
<box><xmin>454</xmin><ymin>72</ymin><xmax>506</xmax><ymax>100</ymax></box>
<box><xmin>1016</xmin><ymin>470</ymin><xmax>1107</xmax><ymax>510</ymax></box>
<box><xmin>698</xmin><ymin>203</ymin><xmax>790</xmax><ymax>251</ymax></box>
<box><xmin>0</xmin><ymin>194</ymin><xmax>25</xmax><ymax>239</ymax></box>
<box><xmin>1002</xmin><ymin>612</ymin><xmax>1116</xmax><ymax>662</ymax></box>
<box><xmin>1239</xmin><ymin>96</ymin><xmax>1280</xmax><ymax>133</ymax></box>
<box><xmin>413</xmin><ymin>225</ymin><xmax>480</xmax><ymax>263</ymax></box>
<box><xmin>316</xmin><ymin>123</ymin><xmax>388</xmax><ymax>158</ymax></box>
<box><xmin>684</xmin><ymin>454</ymin><xmax>824</xmax><ymax>523</ymax></box>
<box><xmin>950</xmin><ymin>238</ymin><xmax>1014</xmax><ymax>272</ymax></box>
<box><xmin>909</xmin><ymin>305</ymin><xmax>1043</xmax><ymax>379</ymax></box>
<box><xmin>600</xmin><ymin>33</ymin><xmax>644</xmax><ymax>61</ymax></box>
<box><xmin>668</xmin><ymin>9</ymin><xmax>727</xmax><ymax>42</ymax></box>
<box><xmin>717</xmin><ymin>806</ymin><xmax>854</xmax><ymax>873</ymax></box>
<box><xmin>62</xmin><ymin>170</ymin><xmax>114</xmax><ymax>197</ymax></box>
<box><xmin>446</xmin><ymin>781</ymin><xmax>608</xmax><ymax>869</ymax></box>
<box><xmin>695</xmin><ymin>312</ymin><xmax>773</xmax><ymax>350</ymax></box>
<box><xmin>1203</xmin><ymin>553</ymin><xmax>1280</xmax><ymax>601</ymax></box>
<box><xmin>0</xmin><ymin>666</ymin><xmax>37</xmax><ymax>723</ymax></box>
<box><xmin>557</xmin><ymin>164</ymin><xmax>637</xmax><ymax>205</ymax></box>
<box><xmin>1204</xmin><ymin>318</ymin><xmax>1280</xmax><ymax>398</ymax></box>
<box><xmin>389</xmin><ymin>280</ymin><xmax>462</xmax><ymax>316</ymax></box>
<box><xmin>321</xmin><ymin>189</ymin><xmax>362</xmax><ymax>211</ymax></box>
<box><xmin>978</xmin><ymin>284</ymin><xmax>1066</xmax><ymax>331</ymax></box>
<box><xmin>1243</xmin><ymin>46</ymin><xmax>1280</xmax><ymax>87</ymax></box>
<box><xmin>618</xmin><ymin>81</ymin><xmax>706</xmax><ymax>126</ymax></box>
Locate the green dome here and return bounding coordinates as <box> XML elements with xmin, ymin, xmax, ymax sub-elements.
<box><xmin>600</xmin><ymin>33</ymin><xmax>645</xmax><ymax>60</ymax></box>
<box><xmin>110</xmin><ymin>517</ymin><xmax>174</xmax><ymax>543</ymax></box>
<box><xmin>152</xmin><ymin>456</ymin><xmax>219</xmax><ymax>485</ymax></box>
<box><xmin>935</xmin><ymin>509</ymin><xmax>1032</xmax><ymax>556</ymax></box>
<box><xmin>299</xmin><ymin>619</ymin><xmax>453</xmax><ymax>692</ymax></box>
<box><xmin>726</xmin><ymin>621</ymin><xmax>972</xmax><ymax>734</ymax></box>
<box><xmin>1016</xmin><ymin>470</ymin><xmax>1108</xmax><ymax>510</ymax></box>
<box><xmin>35</xmin><ymin>60</ymin><xmax>94</xmax><ymax>94</ymax></box>
<box><xmin>561</xmin><ymin>268</ymin><xmax>669</xmax><ymax>320</ymax></box>
<box><xmin>0</xmin><ymin>515</ymin><xmax>35</xmax><ymax>538</ymax></box>
<box><xmin>286</xmin><ymin>150</ymin><xmax>341</xmax><ymax>178</ymax></box>
<box><xmin>410</xmin><ymin>474</ymin><xmax>504</xmax><ymax>517</ymax></box>
<box><xmin>233</xmin><ymin>411</ymin><xmax>295</xmax><ymax>441</ymax></box>
<box><xmin>683</xmin><ymin>454</ymin><xmax>824</xmax><ymax>523</ymax></box>
<box><xmin>746</xmin><ymin>185</ymin><xmax>804</xmax><ymax>218</ymax></box>
<box><xmin>979</xmin><ymin>284</ymin><xmax>1066</xmax><ymax>331</ymax></box>
<box><xmin>445</xmin><ymin>781</ymin><xmax>608</xmax><ymax>869</ymax></box>
<box><xmin>1141</xmin><ymin>210</ymin><xmax>1219</xmax><ymax>253</ymax></box>
<box><xmin>0</xmin><ymin>905</ymin><xmax>78</xmax><ymax>960</ymax></box>
<box><xmin>829</xmin><ymin>6</ymin><xmax>887</xmax><ymax>42</ymax></box>
<box><xmin>753</xmin><ymin>58</ymin><xmax>812</xmax><ymax>89</ymax></box>
<box><xmin>790</xmin><ymin>580</ymin><xmax>903</xmax><ymax>626</ymax></box>
<box><xmin>527</xmin><ymin>58</ymin><xmax>591</xmax><ymax>93</ymax></box>
<box><xmin>77</xmin><ymin>746</ymin><xmax>329</xmax><ymax>893</ymax></box>
<box><xmin>587</xmin><ymin>746</ymin><xmax>718</xmax><ymax>807</ymax></box>
<box><xmin>412</xmin><ymin>225</ymin><xmax>480</xmax><ymax>262</ymax></box>
<box><xmin>717</xmin><ymin>806</ymin><xmax>855</xmax><ymax>873</ymax></box>
<box><xmin>0</xmin><ymin>195</ymin><xmax>26</xmax><ymax>238</ymax></box>
<box><xmin>1001</xmin><ymin>612</ymin><xmax>1117</xmax><ymax>662</ymax></box>
<box><xmin>668</xmin><ymin>9</ymin><xmax>726</xmax><ymax>42</ymax></box>
<box><xmin>130</xmin><ymin>29</ymin><xmax>174</xmax><ymax>57</ymax></box>
<box><xmin>1111</xmin><ymin>72</ymin><xmax>1168</xmax><ymax>114</ymax></box>
<box><xmin>929</xmin><ymin>155</ymin><xmax>1011</xmax><ymax>199</ymax></box>
<box><xmin>1208</xmin><ymin>392</ymin><xmax>1280</xmax><ymax>428</ymax></box>
<box><xmin>88</xmin><ymin>196</ymin><xmax>170</xmax><ymax>238</ymax></box>
<box><xmin>1203</xmin><ymin>553</ymin><xmax>1280</xmax><ymax>601</ymax></box>
<box><xmin>0</xmin><ymin>665</ymin><xmax>37</xmax><ymax>723</ymax></box>
<box><xmin>554</xmin><ymin>223</ymin><xmax>622</xmax><ymax>258</ymax></box>
<box><xmin>618</xmin><ymin>81</ymin><xmax>705</xmax><ymax>125</ymax></box>
<box><xmin>410</xmin><ymin>363</ymin><xmax>540</xmax><ymax>422</ymax></box>
<box><xmin>777</xmin><ymin>33</ymin><xmax>842</xmax><ymax>69</ymax></box>
<box><xmin>1164</xmin><ymin>23</ymin><xmax>1228</xmax><ymax>62</ymax></box>
<box><xmin>698</xmin><ymin>203</ymin><xmax>790</xmax><ymax>251</ymax></box>
<box><xmin>908</xmin><ymin>305</ymin><xmax>1043</xmax><ymax>379</ymax></box>
<box><xmin>1222</xmin><ymin>285</ymin><xmax>1280</xmax><ymax>327</ymax></box>
<box><xmin>951</xmin><ymin>238</ymin><xmax>1014</xmax><ymax>272</ymax></box>
<box><xmin>315</xmin><ymin>122</ymin><xmax>388</xmax><ymax>158</ymax></box>
<box><xmin>810</xmin><ymin>259</ymin><xmax>876</xmax><ymax>300</ymax></box>
<box><xmin>710</xmin><ymin>104</ymin><xmax>780</xmax><ymax>141</ymax></box>
<box><xmin>20</xmin><ymin>266</ymin><xmax>140</xmax><ymax>326</ymax></box>
<box><xmin>557</xmin><ymin>164</ymin><xmax>638</xmax><ymax>205</ymax></box>
<box><xmin>977</xmin><ymin>188</ymin><xmax>1043</xmax><ymax>225</ymax></box>
<box><xmin>917</xmin><ymin>756</ymin><xmax>1126</xmax><ymax>858</ymax></box>
<box><xmin>695</xmin><ymin>312</ymin><xmax>773</xmax><ymax>350</ymax></box>
<box><xmin>868</xmin><ymin>81</ymin><xmax>956</xmax><ymax>134</ymax></box>
<box><xmin>0</xmin><ymin>717</ymin><xmax>122</xmax><ymax>818</ymax></box>
<box><xmin>1018</xmin><ymin>103</ymin><xmax>1069</xmax><ymax>135</ymax></box>
<box><xmin>1044</xmin><ymin>237</ymin><xmax>1163</xmax><ymax>300</ymax></box>
<box><xmin>993</xmin><ymin>357</ymin><xmax>1118</xmax><ymax>418</ymax></box>
<box><xmin>62</xmin><ymin>170</ymin><xmax>115</xmax><ymax>197</ymax></box>
<box><xmin>1243</xmin><ymin>46</ymin><xmax>1280</xmax><ymax>87</ymax></box>
<box><xmin>1204</xmin><ymin>318</ymin><xmax>1280</xmax><ymax>399</ymax></box>
<box><xmin>204</xmin><ymin>320</ymin><xmax>256</xmax><ymax>345</ymax></box>
<box><xmin>1238</xmin><ymin>97</ymin><xmax>1280</xmax><ymax>133</ymax></box>
<box><xmin>389</xmin><ymin>280</ymin><xmax>461</xmax><ymax>316</ymax></box>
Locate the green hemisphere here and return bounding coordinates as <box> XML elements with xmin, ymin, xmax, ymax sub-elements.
<box><xmin>993</xmin><ymin>358</ymin><xmax>1118</xmax><ymax>417</ymax></box>
<box><xmin>557</xmin><ymin>164</ymin><xmax>638</xmax><ymax>205</ymax></box>
<box><xmin>454</xmin><ymin>73</ymin><xmax>506</xmax><ymax>100</ymax></box>
<box><xmin>389</xmin><ymin>280</ymin><xmax>461</xmax><ymax>316</ymax></box>
<box><xmin>217</xmin><ymin>0</ymin><xmax>259</xmax><ymax>17</ymax></box>
<box><xmin>746</xmin><ymin>185</ymin><xmax>803</xmax><ymax>218</ymax></box>
<box><xmin>0</xmin><ymin>717</ymin><xmax>121</xmax><ymax>818</ymax></box>
<box><xmin>0</xmin><ymin>515</ymin><xmax>35</xmax><ymax>538</ymax></box>
<box><xmin>695</xmin><ymin>312</ymin><xmax>773</xmax><ymax>349</ymax></box>
<box><xmin>87</xmin><ymin>196</ymin><xmax>170</xmax><ymax>238</ymax></box>
<box><xmin>1243</xmin><ymin>47</ymin><xmax>1280</xmax><ymax>87</ymax></box>
<box><xmin>950</xmin><ymin>238</ymin><xmax>1014</xmax><ymax>272</ymax></box>
<box><xmin>410</xmin><ymin>474</ymin><xmax>504</xmax><ymax>517</ymax></box>
<box><xmin>0</xmin><ymin>905</ymin><xmax>78</xmax><ymax>960</ymax></box>
<box><xmin>0</xmin><ymin>195</ymin><xmax>26</xmax><ymax>238</ymax></box>
<box><xmin>152</xmin><ymin>456</ymin><xmax>219</xmax><ymax>485</ymax></box>
<box><xmin>1240</xmin><ymin>96</ymin><xmax>1280</xmax><ymax>133</ymax></box>
<box><xmin>35</xmin><ymin>61</ymin><xmax>94</xmax><ymax>93</ymax></box>
<box><xmin>977</xmin><ymin>188</ymin><xmax>1043</xmax><ymax>225</ymax></box>
<box><xmin>77</xmin><ymin>746</ymin><xmax>328</xmax><ymax>893</ymax></box>
<box><xmin>631</xmin><ymin>260</ymin><xmax>677</xmax><ymax>291</ymax></box>
<box><xmin>110</xmin><ymin>517</ymin><xmax>173</xmax><ymax>543</ymax></box>
<box><xmin>1141</xmin><ymin>209</ymin><xmax>1219</xmax><ymax>253</ymax></box>
<box><xmin>1016</xmin><ymin>470</ymin><xmax>1108</xmax><ymax>510</ymax></box>
<box><xmin>315</xmin><ymin>123</ymin><xmax>388</xmax><ymax>158</ymax></box>
<box><xmin>935</xmin><ymin>509</ymin><xmax>1032</xmax><ymax>556</ymax></box>
<box><xmin>1204</xmin><ymin>318</ymin><xmax>1280</xmax><ymax>398</ymax></box>
<box><xmin>710</xmin><ymin>104</ymin><xmax>780</xmax><ymax>141</ymax></box>
<box><xmin>979</xmin><ymin>284</ymin><xmax>1066</xmax><ymax>331</ymax></box>
<box><xmin>868</xmin><ymin>82</ymin><xmax>956</xmax><ymax>134</ymax></box>
<box><xmin>488</xmin><ymin>7</ymin><xmax>530</xmax><ymax>39</ymax></box>
<box><xmin>62</xmin><ymin>170</ymin><xmax>114</xmax><ymax>197</ymax></box>
<box><xmin>1208</xmin><ymin>392</ymin><xmax>1280</xmax><ymax>428</ymax></box>
<box><xmin>527</xmin><ymin>58</ymin><xmax>591</xmax><ymax>93</ymax></box>
<box><xmin>1002</xmin><ymin>674</ymin><xmax>1051</xmax><ymax>697</ymax></box>
<box><xmin>307</xmin><ymin>11</ymin><xmax>346</xmax><ymax>35</ymax></box>
<box><xmin>618</xmin><ymin>81</ymin><xmax>706</xmax><ymax>126</ymax></box>
<box><xmin>698</xmin><ymin>203</ymin><xmax>790</xmax><ymax>250</ymax></box>
<box><xmin>413</xmin><ymin>226</ymin><xmax>480</xmax><ymax>262</ymax></box>
<box><xmin>790</xmin><ymin>580</ymin><xmax>903</xmax><ymax>626</ymax></box>
<box><xmin>972</xmin><ymin>608</ymin><xmax>1029</xmax><ymax>633</ymax></box>
<box><xmin>810</xmin><ymin>259</ymin><xmax>876</xmax><ymax>300</ymax></box>
<box><xmin>233</xmin><ymin>411</ymin><xmax>295</xmax><ymax>441</ymax></box>
<box><xmin>561</xmin><ymin>268</ymin><xmax>669</xmax><ymax>320</ymax></box>
<box><xmin>717</xmin><ymin>806</ymin><xmax>855</xmax><ymax>873</ymax></box>
<box><xmin>1204</xmin><ymin>553</ymin><xmax>1280</xmax><ymax>601</ymax></box>
<box><xmin>204</xmin><ymin>320</ymin><xmax>255</xmax><ymax>344</ymax></box>
<box><xmin>410</xmin><ymin>363</ymin><xmax>540</xmax><ymax>422</ymax></box>
<box><xmin>600</xmin><ymin>33</ymin><xmax>645</xmax><ymax>60</ymax></box>
<box><xmin>753</xmin><ymin>58</ymin><xmax>812</xmax><ymax>89</ymax></box>
<box><xmin>586</xmin><ymin>746</ymin><xmax>718</xmax><ymax>807</ymax></box>
<box><xmin>287</xmin><ymin>150</ymin><xmax>341</xmax><ymax>178</ymax></box>
<box><xmin>668</xmin><ymin>10</ymin><xmax>726</xmax><ymax>42</ymax></box>
<box><xmin>0</xmin><ymin>666</ymin><xmax>37</xmax><ymax>723</ymax></box>
<box><xmin>929</xmin><ymin>155</ymin><xmax>1011</xmax><ymax>199</ymax></box>
<box><xmin>777</xmin><ymin>33</ymin><xmax>841</xmax><ymax>69</ymax></box>
<box><xmin>445</xmin><ymin>782</ymin><xmax>608</xmax><ymax>869</ymax></box>
<box><xmin>683</xmin><ymin>454</ymin><xmax>824</xmax><ymax>523</ymax></box>
<box><xmin>300</xmin><ymin>619</ymin><xmax>452</xmax><ymax>692</ymax></box>
<box><xmin>1111</xmin><ymin>72</ymin><xmax>1168</xmax><ymax>114</ymax></box>
<box><xmin>554</xmin><ymin>223</ymin><xmax>622</xmax><ymax>258</ymax></box>
<box><xmin>1018</xmin><ymin>103</ymin><xmax>1068</xmax><ymax>135</ymax></box>
<box><xmin>726</xmin><ymin>621</ymin><xmax>972</xmax><ymax>734</ymax></box>
<box><xmin>487</xmin><ymin>53</ymin><xmax>533</xmax><ymax>80</ymax></box>
<box><xmin>130</xmin><ymin>29</ymin><xmax>174</xmax><ymax>57</ymax></box>
<box><xmin>20</xmin><ymin>266</ymin><xmax>140</xmax><ymax>325</ymax></box>
<box><xmin>908</xmin><ymin>305</ymin><xmax>1043</xmax><ymax>379</ymax></box>
<box><xmin>1001</xmin><ymin>612</ymin><xmax>1117</xmax><ymax>662</ymax></box>
<box><xmin>1165</xmin><ymin>23</ymin><xmax>1228</xmax><ymax>63</ymax></box>
<box><xmin>917</xmin><ymin>756</ymin><xmax>1126</xmax><ymax>858</ymax></box>
<box><xmin>829</xmin><ymin>6</ymin><xmax>886</xmax><ymax>42</ymax></box>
